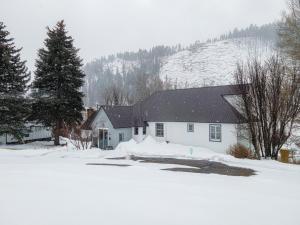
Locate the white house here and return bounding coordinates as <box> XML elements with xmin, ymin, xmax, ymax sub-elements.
<box><xmin>0</xmin><ymin>123</ymin><xmax>52</xmax><ymax>145</ymax></box>
<box><xmin>81</xmin><ymin>105</ymin><xmax>133</xmax><ymax>149</ymax></box>
<box><xmin>81</xmin><ymin>84</ymin><xmax>247</xmax><ymax>153</ymax></box>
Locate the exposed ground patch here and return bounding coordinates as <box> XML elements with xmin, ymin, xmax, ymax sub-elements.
<box><xmin>107</xmin><ymin>155</ymin><xmax>255</xmax><ymax>176</ymax></box>
<box><xmin>86</xmin><ymin>163</ymin><xmax>131</xmax><ymax>167</ymax></box>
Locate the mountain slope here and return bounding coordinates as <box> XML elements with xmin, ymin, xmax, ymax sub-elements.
<box><xmin>160</xmin><ymin>38</ymin><xmax>274</xmax><ymax>87</ymax></box>
<box><xmin>83</xmin><ymin>24</ymin><xmax>277</xmax><ymax>106</ymax></box>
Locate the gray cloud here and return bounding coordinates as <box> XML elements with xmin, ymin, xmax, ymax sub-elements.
<box><xmin>1</xmin><ymin>0</ymin><xmax>286</xmax><ymax>72</ymax></box>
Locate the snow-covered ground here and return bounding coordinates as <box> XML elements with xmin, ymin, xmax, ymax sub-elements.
<box><xmin>0</xmin><ymin>139</ymin><xmax>299</xmax><ymax>225</ymax></box>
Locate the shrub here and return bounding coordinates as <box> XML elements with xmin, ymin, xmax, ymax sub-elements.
<box><xmin>227</xmin><ymin>144</ymin><xmax>254</xmax><ymax>159</ymax></box>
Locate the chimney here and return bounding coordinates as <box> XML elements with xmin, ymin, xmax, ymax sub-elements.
<box><xmin>87</xmin><ymin>107</ymin><xmax>95</xmax><ymax>118</ymax></box>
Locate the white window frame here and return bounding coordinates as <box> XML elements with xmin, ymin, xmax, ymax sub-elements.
<box><xmin>155</xmin><ymin>123</ymin><xmax>164</xmax><ymax>137</ymax></box>
<box><xmin>187</xmin><ymin>123</ymin><xmax>194</xmax><ymax>132</ymax></box>
<box><xmin>209</xmin><ymin>124</ymin><xmax>221</xmax><ymax>142</ymax></box>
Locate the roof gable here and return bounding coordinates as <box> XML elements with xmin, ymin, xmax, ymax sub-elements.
<box><xmin>81</xmin><ymin>106</ymin><xmax>133</xmax><ymax>130</ymax></box>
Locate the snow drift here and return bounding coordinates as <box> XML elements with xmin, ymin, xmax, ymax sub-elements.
<box><xmin>115</xmin><ymin>136</ymin><xmax>234</xmax><ymax>162</ymax></box>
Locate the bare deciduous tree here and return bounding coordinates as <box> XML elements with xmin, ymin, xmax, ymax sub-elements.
<box><xmin>134</xmin><ymin>73</ymin><xmax>166</xmax><ymax>102</ymax></box>
<box><xmin>278</xmin><ymin>0</ymin><xmax>300</xmax><ymax>61</ymax></box>
<box><xmin>102</xmin><ymin>84</ymin><xmax>127</xmax><ymax>106</ymax></box>
<box><xmin>235</xmin><ymin>56</ymin><xmax>300</xmax><ymax>159</ymax></box>
<box><xmin>102</xmin><ymin>73</ymin><xmax>173</xmax><ymax>106</ymax></box>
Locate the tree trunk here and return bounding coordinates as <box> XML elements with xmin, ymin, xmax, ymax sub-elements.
<box><xmin>54</xmin><ymin>132</ymin><xmax>60</xmax><ymax>145</ymax></box>
<box><xmin>265</xmin><ymin>150</ymin><xmax>270</xmax><ymax>158</ymax></box>
<box><xmin>272</xmin><ymin>148</ymin><xmax>280</xmax><ymax>160</ymax></box>
<box><xmin>252</xmin><ymin>138</ymin><xmax>261</xmax><ymax>159</ymax></box>
<box><xmin>54</xmin><ymin>120</ymin><xmax>61</xmax><ymax>146</ymax></box>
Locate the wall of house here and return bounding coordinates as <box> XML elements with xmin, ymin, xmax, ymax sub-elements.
<box><xmin>143</xmin><ymin>122</ymin><xmax>238</xmax><ymax>153</ymax></box>
<box><xmin>0</xmin><ymin>135</ymin><xmax>6</xmax><ymax>144</ymax></box>
<box><xmin>0</xmin><ymin>125</ymin><xmax>52</xmax><ymax>144</ymax></box>
<box><xmin>91</xmin><ymin>109</ymin><xmax>132</xmax><ymax>149</ymax></box>
<box><xmin>132</xmin><ymin>127</ymin><xmax>146</xmax><ymax>143</ymax></box>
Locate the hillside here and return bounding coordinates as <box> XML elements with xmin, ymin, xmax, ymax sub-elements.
<box><xmin>160</xmin><ymin>38</ymin><xmax>274</xmax><ymax>87</ymax></box>
<box><xmin>83</xmin><ymin>24</ymin><xmax>277</xmax><ymax>106</ymax></box>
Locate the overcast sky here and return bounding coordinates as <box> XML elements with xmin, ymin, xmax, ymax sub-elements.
<box><xmin>2</xmin><ymin>0</ymin><xmax>286</xmax><ymax>71</ymax></box>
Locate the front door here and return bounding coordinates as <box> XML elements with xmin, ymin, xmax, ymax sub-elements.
<box><xmin>99</xmin><ymin>129</ymin><xmax>108</xmax><ymax>149</ymax></box>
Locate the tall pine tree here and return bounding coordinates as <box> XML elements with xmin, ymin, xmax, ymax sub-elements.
<box><xmin>0</xmin><ymin>22</ymin><xmax>30</xmax><ymax>142</ymax></box>
<box><xmin>31</xmin><ymin>20</ymin><xmax>85</xmax><ymax>145</ymax></box>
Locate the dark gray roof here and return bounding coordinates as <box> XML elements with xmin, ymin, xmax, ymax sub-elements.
<box><xmin>81</xmin><ymin>105</ymin><xmax>133</xmax><ymax>130</ymax></box>
<box><xmin>134</xmin><ymin>84</ymin><xmax>245</xmax><ymax>125</ymax></box>
<box><xmin>102</xmin><ymin>105</ymin><xmax>133</xmax><ymax>128</ymax></box>
<box><xmin>82</xmin><ymin>85</ymin><xmax>245</xmax><ymax>130</ymax></box>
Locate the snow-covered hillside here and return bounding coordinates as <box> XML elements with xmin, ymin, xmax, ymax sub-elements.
<box><xmin>83</xmin><ymin>34</ymin><xmax>275</xmax><ymax>106</ymax></box>
<box><xmin>160</xmin><ymin>38</ymin><xmax>274</xmax><ymax>87</ymax></box>
<box><xmin>103</xmin><ymin>58</ymin><xmax>138</xmax><ymax>75</ymax></box>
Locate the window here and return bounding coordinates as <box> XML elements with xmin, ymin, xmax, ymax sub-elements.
<box><xmin>119</xmin><ymin>133</ymin><xmax>124</xmax><ymax>142</ymax></box>
<box><xmin>209</xmin><ymin>124</ymin><xmax>221</xmax><ymax>142</ymax></box>
<box><xmin>134</xmin><ymin>127</ymin><xmax>139</xmax><ymax>135</ymax></box>
<box><xmin>143</xmin><ymin>122</ymin><xmax>147</xmax><ymax>135</ymax></box>
<box><xmin>155</xmin><ymin>123</ymin><xmax>164</xmax><ymax>137</ymax></box>
<box><xmin>187</xmin><ymin>123</ymin><xmax>194</xmax><ymax>132</ymax></box>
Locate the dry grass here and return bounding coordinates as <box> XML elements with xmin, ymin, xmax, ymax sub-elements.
<box><xmin>227</xmin><ymin>144</ymin><xmax>255</xmax><ymax>159</ymax></box>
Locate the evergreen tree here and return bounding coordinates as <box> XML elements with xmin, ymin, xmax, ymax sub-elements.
<box><xmin>0</xmin><ymin>22</ymin><xmax>30</xmax><ymax>141</ymax></box>
<box><xmin>31</xmin><ymin>20</ymin><xmax>85</xmax><ymax>145</ymax></box>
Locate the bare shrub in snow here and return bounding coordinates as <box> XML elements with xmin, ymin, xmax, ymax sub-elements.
<box><xmin>62</xmin><ymin>122</ymin><xmax>91</xmax><ymax>150</ymax></box>
<box><xmin>227</xmin><ymin>144</ymin><xmax>254</xmax><ymax>159</ymax></box>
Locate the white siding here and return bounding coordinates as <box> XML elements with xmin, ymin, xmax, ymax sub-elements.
<box><xmin>91</xmin><ymin>109</ymin><xmax>132</xmax><ymax>149</ymax></box>
<box><xmin>0</xmin><ymin>125</ymin><xmax>52</xmax><ymax>144</ymax></box>
<box><xmin>145</xmin><ymin>122</ymin><xmax>238</xmax><ymax>153</ymax></box>
<box><xmin>26</xmin><ymin>126</ymin><xmax>51</xmax><ymax>141</ymax></box>
<box><xmin>114</xmin><ymin>128</ymin><xmax>132</xmax><ymax>147</ymax></box>
<box><xmin>0</xmin><ymin>135</ymin><xmax>6</xmax><ymax>144</ymax></box>
<box><xmin>132</xmin><ymin>127</ymin><xmax>146</xmax><ymax>143</ymax></box>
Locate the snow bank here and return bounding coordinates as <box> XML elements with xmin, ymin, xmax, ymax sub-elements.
<box><xmin>0</xmin><ymin>139</ymin><xmax>107</xmax><ymax>160</ymax></box>
<box><xmin>0</xmin><ymin>140</ymin><xmax>60</xmax><ymax>151</ymax></box>
<box><xmin>115</xmin><ymin>136</ymin><xmax>234</xmax><ymax>162</ymax></box>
